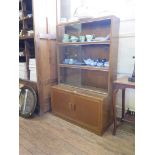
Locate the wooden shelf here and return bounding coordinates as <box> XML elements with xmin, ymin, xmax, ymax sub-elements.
<box><xmin>19</xmin><ymin>16</ymin><xmax>33</xmax><ymax>21</ymax></box>
<box><xmin>57</xmin><ymin>15</ymin><xmax>114</xmax><ymax>26</ymax></box>
<box><xmin>54</xmin><ymin>84</ymin><xmax>108</xmax><ymax>97</ymax></box>
<box><xmin>59</xmin><ymin>64</ymin><xmax>109</xmax><ymax>72</ymax></box>
<box><xmin>57</xmin><ymin>41</ymin><xmax>110</xmax><ymax>46</ymax></box>
<box><xmin>19</xmin><ymin>35</ymin><xmax>34</xmax><ymax>40</ymax></box>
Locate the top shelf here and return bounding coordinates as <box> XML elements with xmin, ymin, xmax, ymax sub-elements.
<box><xmin>57</xmin><ymin>41</ymin><xmax>110</xmax><ymax>46</ymax></box>
<box><xmin>57</xmin><ymin>15</ymin><xmax>116</xmax><ymax>26</ymax></box>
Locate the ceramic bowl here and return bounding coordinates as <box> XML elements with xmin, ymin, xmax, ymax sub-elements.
<box><xmin>63</xmin><ymin>59</ymin><xmax>70</xmax><ymax>64</ymax></box>
<box><xmin>70</xmin><ymin>36</ymin><xmax>78</xmax><ymax>42</ymax></box>
<box><xmin>79</xmin><ymin>36</ymin><xmax>85</xmax><ymax>42</ymax></box>
<box><xmin>86</xmin><ymin>35</ymin><xmax>94</xmax><ymax>42</ymax></box>
<box><xmin>96</xmin><ymin>62</ymin><xmax>103</xmax><ymax>67</ymax></box>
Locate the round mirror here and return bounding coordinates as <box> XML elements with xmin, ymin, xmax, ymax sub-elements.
<box><xmin>19</xmin><ymin>86</ymin><xmax>37</xmax><ymax>118</ymax></box>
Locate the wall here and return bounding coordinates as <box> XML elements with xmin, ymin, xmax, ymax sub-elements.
<box><xmin>117</xmin><ymin>19</ymin><xmax>135</xmax><ymax>116</ymax></box>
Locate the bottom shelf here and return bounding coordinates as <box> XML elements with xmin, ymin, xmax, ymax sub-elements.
<box><xmin>54</xmin><ymin>84</ymin><xmax>108</xmax><ymax>98</ymax></box>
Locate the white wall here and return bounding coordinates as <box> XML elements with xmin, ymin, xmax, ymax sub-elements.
<box><xmin>117</xmin><ymin>19</ymin><xmax>135</xmax><ymax>116</ymax></box>
<box><xmin>60</xmin><ymin>0</ymin><xmax>135</xmax><ymax>115</ymax></box>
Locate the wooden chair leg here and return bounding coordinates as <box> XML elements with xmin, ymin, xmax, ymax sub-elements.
<box><xmin>122</xmin><ymin>88</ymin><xmax>126</xmax><ymax>120</ymax></box>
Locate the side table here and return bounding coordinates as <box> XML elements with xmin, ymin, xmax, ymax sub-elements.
<box><xmin>112</xmin><ymin>76</ymin><xmax>135</xmax><ymax>135</ymax></box>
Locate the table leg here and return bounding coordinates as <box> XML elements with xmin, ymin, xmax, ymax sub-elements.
<box><xmin>112</xmin><ymin>89</ymin><xmax>118</xmax><ymax>135</ymax></box>
<box><xmin>122</xmin><ymin>88</ymin><xmax>126</xmax><ymax>120</ymax></box>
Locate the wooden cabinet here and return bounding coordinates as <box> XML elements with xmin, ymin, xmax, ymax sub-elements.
<box><xmin>51</xmin><ymin>85</ymin><xmax>111</xmax><ymax>135</ymax></box>
<box><xmin>51</xmin><ymin>16</ymin><xmax>119</xmax><ymax>135</ymax></box>
<box><xmin>52</xmin><ymin>88</ymin><xmax>73</xmax><ymax>118</ymax></box>
<box><xmin>73</xmin><ymin>94</ymin><xmax>101</xmax><ymax>129</ymax></box>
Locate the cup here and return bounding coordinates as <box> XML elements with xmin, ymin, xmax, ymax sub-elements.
<box><xmin>70</xmin><ymin>36</ymin><xmax>78</xmax><ymax>42</ymax></box>
<box><xmin>86</xmin><ymin>35</ymin><xmax>94</xmax><ymax>42</ymax></box>
<box><xmin>63</xmin><ymin>59</ymin><xmax>70</xmax><ymax>64</ymax></box>
<box><xmin>69</xmin><ymin>59</ymin><xmax>74</xmax><ymax>64</ymax></box>
<box><xmin>63</xmin><ymin>34</ymin><xmax>70</xmax><ymax>42</ymax></box>
<box><xmin>79</xmin><ymin>36</ymin><xmax>85</xmax><ymax>42</ymax></box>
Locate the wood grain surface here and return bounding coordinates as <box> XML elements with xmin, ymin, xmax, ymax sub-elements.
<box><xmin>20</xmin><ymin>113</ymin><xmax>135</xmax><ymax>155</ymax></box>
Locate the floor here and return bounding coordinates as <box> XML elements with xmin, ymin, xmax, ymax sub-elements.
<box><xmin>19</xmin><ymin>113</ymin><xmax>135</xmax><ymax>155</ymax></box>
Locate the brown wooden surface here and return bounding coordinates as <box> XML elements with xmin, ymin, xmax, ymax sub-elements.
<box><xmin>112</xmin><ymin>76</ymin><xmax>135</xmax><ymax>135</ymax></box>
<box><xmin>51</xmin><ymin>85</ymin><xmax>111</xmax><ymax>135</ymax></box>
<box><xmin>113</xmin><ymin>76</ymin><xmax>135</xmax><ymax>88</ymax></box>
<box><xmin>108</xmin><ymin>16</ymin><xmax>120</xmax><ymax>95</ymax></box>
<box><xmin>20</xmin><ymin>113</ymin><xmax>135</xmax><ymax>155</ymax></box>
<box><xmin>57</xmin><ymin>15</ymin><xmax>117</xmax><ymax>26</ymax></box>
<box><xmin>32</xmin><ymin>0</ymin><xmax>57</xmax><ymax>113</ymax></box>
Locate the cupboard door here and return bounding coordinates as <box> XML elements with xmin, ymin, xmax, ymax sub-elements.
<box><xmin>73</xmin><ymin>94</ymin><xmax>102</xmax><ymax>130</ymax></box>
<box><xmin>52</xmin><ymin>89</ymin><xmax>73</xmax><ymax>118</ymax></box>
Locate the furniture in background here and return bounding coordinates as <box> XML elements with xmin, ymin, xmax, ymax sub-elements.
<box><xmin>112</xmin><ymin>76</ymin><xmax>135</xmax><ymax>135</ymax></box>
<box><xmin>51</xmin><ymin>16</ymin><xmax>120</xmax><ymax>135</ymax></box>
<box><xmin>19</xmin><ymin>0</ymin><xmax>57</xmax><ymax>114</ymax></box>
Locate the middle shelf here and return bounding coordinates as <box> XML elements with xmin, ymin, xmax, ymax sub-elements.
<box><xmin>59</xmin><ymin>64</ymin><xmax>109</xmax><ymax>72</ymax></box>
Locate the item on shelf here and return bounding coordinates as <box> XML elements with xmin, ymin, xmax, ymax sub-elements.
<box><xmin>29</xmin><ymin>59</ymin><xmax>37</xmax><ymax>82</ymax></box>
<box><xmin>19</xmin><ymin>62</ymin><xmax>27</xmax><ymax>79</ymax></box>
<box><xmin>27</xmin><ymin>14</ymin><xmax>32</xmax><ymax>18</ymax></box>
<box><xmin>96</xmin><ymin>62</ymin><xmax>103</xmax><ymax>67</ymax></box>
<box><xmin>20</xmin><ymin>29</ymin><xmax>27</xmax><ymax>36</ymax></box>
<box><xmin>104</xmin><ymin>61</ymin><xmax>109</xmax><ymax>67</ymax></box>
<box><xmin>74</xmin><ymin>61</ymin><xmax>84</xmax><ymax>65</ymax></box>
<box><xmin>79</xmin><ymin>35</ymin><xmax>85</xmax><ymax>42</ymax></box>
<box><xmin>104</xmin><ymin>34</ymin><xmax>110</xmax><ymax>40</ymax></box>
<box><xmin>93</xmin><ymin>34</ymin><xmax>110</xmax><ymax>42</ymax></box>
<box><xmin>86</xmin><ymin>35</ymin><xmax>94</xmax><ymax>42</ymax></box>
<box><xmin>27</xmin><ymin>30</ymin><xmax>34</xmax><ymax>36</ymax></box>
<box><xmin>63</xmin><ymin>34</ymin><xmax>70</xmax><ymax>42</ymax></box>
<box><xmin>70</xmin><ymin>36</ymin><xmax>79</xmax><ymax>42</ymax></box>
<box><xmin>19</xmin><ymin>51</ymin><xmax>24</xmax><ymax>56</ymax></box>
<box><xmin>19</xmin><ymin>10</ymin><xmax>23</xmax><ymax>19</ymax></box>
<box><xmin>90</xmin><ymin>61</ymin><xmax>97</xmax><ymax>66</ymax></box>
<box><xmin>63</xmin><ymin>59</ymin><xmax>70</xmax><ymax>64</ymax></box>
<box><xmin>68</xmin><ymin>58</ymin><xmax>75</xmax><ymax>64</ymax></box>
<box><xmin>83</xmin><ymin>58</ymin><xmax>108</xmax><ymax>67</ymax></box>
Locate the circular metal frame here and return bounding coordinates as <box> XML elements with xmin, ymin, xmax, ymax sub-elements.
<box><xmin>19</xmin><ymin>85</ymin><xmax>37</xmax><ymax>118</ymax></box>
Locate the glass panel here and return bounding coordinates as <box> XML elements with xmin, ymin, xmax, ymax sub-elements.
<box><xmin>60</xmin><ymin>67</ymin><xmax>81</xmax><ymax>87</ymax></box>
<box><xmin>58</xmin><ymin>19</ymin><xmax>112</xmax><ymax>93</ymax></box>
<box><xmin>59</xmin><ymin>45</ymin><xmax>110</xmax><ymax>66</ymax></box>
<box><xmin>58</xmin><ymin>44</ymin><xmax>109</xmax><ymax>92</ymax></box>
<box><xmin>57</xmin><ymin>19</ymin><xmax>111</xmax><ymax>43</ymax></box>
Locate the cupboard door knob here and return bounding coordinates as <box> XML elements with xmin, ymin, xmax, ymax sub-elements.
<box><xmin>73</xmin><ymin>104</ymin><xmax>76</xmax><ymax>111</ymax></box>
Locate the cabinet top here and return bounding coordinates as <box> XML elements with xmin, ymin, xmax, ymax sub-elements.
<box><xmin>57</xmin><ymin>15</ymin><xmax>120</xmax><ymax>27</ymax></box>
